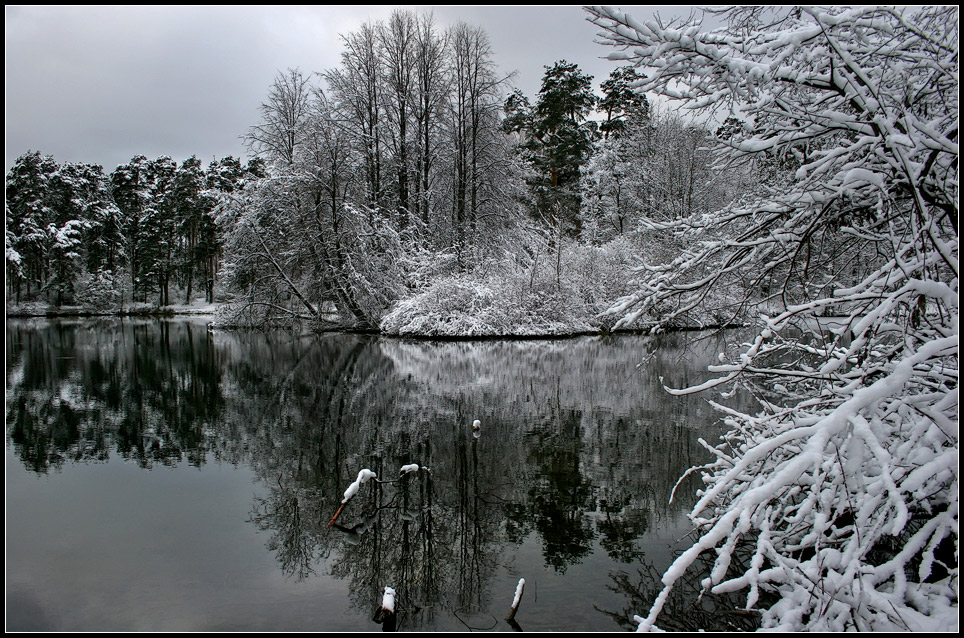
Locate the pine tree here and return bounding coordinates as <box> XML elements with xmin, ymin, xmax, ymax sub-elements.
<box><xmin>110</xmin><ymin>155</ymin><xmax>153</xmax><ymax>302</ymax></box>
<box><xmin>504</xmin><ymin>61</ymin><xmax>598</xmax><ymax>235</ymax></box>
<box><xmin>598</xmin><ymin>67</ymin><xmax>649</xmax><ymax>140</ymax></box>
<box><xmin>172</xmin><ymin>156</ymin><xmax>209</xmax><ymax>304</ymax></box>
<box><xmin>5</xmin><ymin>151</ymin><xmax>59</xmax><ymax>301</ymax></box>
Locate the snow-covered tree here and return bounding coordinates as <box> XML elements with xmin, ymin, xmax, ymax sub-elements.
<box><xmin>110</xmin><ymin>155</ymin><xmax>154</xmax><ymax>302</ymax></box>
<box><xmin>221</xmin><ymin>14</ymin><xmax>520</xmax><ymax>328</ymax></box>
<box><xmin>6</xmin><ymin>154</ymin><xmax>122</xmax><ymax>305</ymax></box>
<box><xmin>5</xmin><ymin>224</ymin><xmax>23</xmax><ymax>287</ymax></box>
<box><xmin>588</xmin><ymin>5</ymin><xmax>958</xmax><ymax>631</ymax></box>
<box><xmin>580</xmin><ymin>137</ymin><xmax>637</xmax><ymax>242</ymax></box>
<box><xmin>5</xmin><ymin>151</ymin><xmax>58</xmax><ymax>301</ymax></box>
<box><xmin>138</xmin><ymin>156</ymin><xmax>179</xmax><ymax>306</ymax></box>
<box><xmin>643</xmin><ymin>110</ymin><xmax>722</xmax><ymax>221</ymax></box>
<box><xmin>410</xmin><ymin>12</ymin><xmax>449</xmax><ymax>229</ymax></box>
<box><xmin>379</xmin><ymin>10</ymin><xmax>418</xmax><ymax>229</ymax></box>
<box><xmin>582</xmin><ymin>107</ymin><xmax>736</xmax><ymax>244</ymax></box>
<box><xmin>245</xmin><ymin>68</ymin><xmax>311</xmax><ymax>169</ymax></box>
<box><xmin>325</xmin><ymin>22</ymin><xmax>387</xmax><ymax>212</ymax></box>
<box><xmin>227</xmin><ymin>69</ymin><xmax>414</xmax><ymax>329</ymax></box>
<box><xmin>79</xmin><ymin>164</ymin><xmax>125</xmax><ymax>278</ymax></box>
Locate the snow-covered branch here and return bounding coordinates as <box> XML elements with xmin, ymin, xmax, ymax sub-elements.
<box><xmin>588</xmin><ymin>5</ymin><xmax>958</xmax><ymax>632</ymax></box>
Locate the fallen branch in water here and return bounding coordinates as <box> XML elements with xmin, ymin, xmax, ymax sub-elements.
<box><xmin>327</xmin><ymin>469</ymin><xmax>377</xmax><ymax>527</ymax></box>
<box><xmin>505</xmin><ymin>578</ymin><xmax>525</xmax><ymax>622</ymax></box>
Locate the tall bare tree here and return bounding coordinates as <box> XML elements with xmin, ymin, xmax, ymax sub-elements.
<box><xmin>245</xmin><ymin>68</ymin><xmax>311</xmax><ymax>168</ymax></box>
<box><xmin>410</xmin><ymin>14</ymin><xmax>449</xmax><ymax>229</ymax></box>
<box><xmin>325</xmin><ymin>23</ymin><xmax>385</xmax><ymax>213</ymax></box>
<box><xmin>448</xmin><ymin>22</ymin><xmax>510</xmax><ymax>263</ymax></box>
<box><xmin>379</xmin><ymin>10</ymin><xmax>417</xmax><ymax>228</ymax></box>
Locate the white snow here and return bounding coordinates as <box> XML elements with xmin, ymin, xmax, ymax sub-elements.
<box><xmin>382</xmin><ymin>586</ymin><xmax>396</xmax><ymax>613</ymax></box>
<box><xmin>511</xmin><ymin>578</ymin><xmax>525</xmax><ymax>608</ymax></box>
<box><xmin>341</xmin><ymin>469</ymin><xmax>377</xmax><ymax>503</ymax></box>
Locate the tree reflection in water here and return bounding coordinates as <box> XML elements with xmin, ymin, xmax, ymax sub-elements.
<box><xmin>5</xmin><ymin>319</ymin><xmax>756</xmax><ymax>631</ymax></box>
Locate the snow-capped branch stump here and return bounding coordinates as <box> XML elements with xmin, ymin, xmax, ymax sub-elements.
<box><xmin>505</xmin><ymin>578</ymin><xmax>525</xmax><ymax>622</ymax></box>
<box><xmin>373</xmin><ymin>586</ymin><xmax>397</xmax><ymax>631</ymax></box>
<box><xmin>399</xmin><ymin>463</ymin><xmax>430</xmax><ymax>476</ymax></box>
<box><xmin>327</xmin><ymin>469</ymin><xmax>377</xmax><ymax>528</ymax></box>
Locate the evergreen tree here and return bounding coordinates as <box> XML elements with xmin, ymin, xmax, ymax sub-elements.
<box><xmin>531</xmin><ymin>60</ymin><xmax>597</xmax><ymax>194</ymax></box>
<box><xmin>172</xmin><ymin>155</ymin><xmax>210</xmax><ymax>304</ymax></box>
<box><xmin>598</xmin><ymin>67</ymin><xmax>649</xmax><ymax>139</ymax></box>
<box><xmin>6</xmin><ymin>152</ymin><xmax>58</xmax><ymax>300</ymax></box>
<box><xmin>504</xmin><ymin>61</ymin><xmax>598</xmax><ymax>234</ymax></box>
<box><xmin>201</xmin><ymin>155</ymin><xmax>254</xmax><ymax>302</ymax></box>
<box><xmin>143</xmin><ymin>156</ymin><xmax>178</xmax><ymax>306</ymax></box>
<box><xmin>80</xmin><ymin>164</ymin><xmax>125</xmax><ymax>278</ymax></box>
<box><xmin>205</xmin><ymin>156</ymin><xmax>245</xmax><ymax>193</ymax></box>
<box><xmin>46</xmin><ymin>162</ymin><xmax>116</xmax><ymax>304</ymax></box>
<box><xmin>110</xmin><ymin>155</ymin><xmax>153</xmax><ymax>302</ymax></box>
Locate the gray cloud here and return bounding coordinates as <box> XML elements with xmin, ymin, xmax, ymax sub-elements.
<box><xmin>5</xmin><ymin>5</ymin><xmax>702</xmax><ymax>174</ymax></box>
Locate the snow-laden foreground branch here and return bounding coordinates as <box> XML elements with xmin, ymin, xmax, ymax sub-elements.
<box><xmin>587</xmin><ymin>5</ymin><xmax>958</xmax><ymax>632</ymax></box>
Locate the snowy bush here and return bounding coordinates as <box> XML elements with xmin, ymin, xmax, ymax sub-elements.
<box><xmin>573</xmin><ymin>233</ymin><xmax>748</xmax><ymax>330</ymax></box>
<box><xmin>565</xmin><ymin>236</ymin><xmax>638</xmax><ymax>322</ymax></box>
<box><xmin>77</xmin><ymin>269</ymin><xmax>123</xmax><ymax>311</ymax></box>
<box><xmin>380</xmin><ymin>274</ymin><xmax>503</xmax><ymax>336</ymax></box>
<box><xmin>380</xmin><ymin>231</ymin><xmax>748</xmax><ymax>337</ymax></box>
<box><xmin>589</xmin><ymin>5</ymin><xmax>958</xmax><ymax>632</ymax></box>
<box><xmin>380</xmin><ymin>264</ymin><xmax>599</xmax><ymax>337</ymax></box>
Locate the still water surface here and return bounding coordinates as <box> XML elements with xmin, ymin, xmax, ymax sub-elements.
<box><xmin>5</xmin><ymin>318</ymin><xmax>754</xmax><ymax>631</ymax></box>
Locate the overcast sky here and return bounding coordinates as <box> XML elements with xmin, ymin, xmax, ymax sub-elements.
<box><xmin>5</xmin><ymin>5</ymin><xmax>706</xmax><ymax>175</ymax></box>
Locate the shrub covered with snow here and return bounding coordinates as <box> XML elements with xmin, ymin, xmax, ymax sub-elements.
<box><xmin>380</xmin><ymin>274</ymin><xmax>504</xmax><ymax>336</ymax></box>
<box><xmin>379</xmin><ymin>234</ymin><xmax>690</xmax><ymax>337</ymax></box>
<box><xmin>77</xmin><ymin>269</ymin><xmax>124</xmax><ymax>311</ymax></box>
<box><xmin>380</xmin><ymin>270</ymin><xmax>596</xmax><ymax>337</ymax></box>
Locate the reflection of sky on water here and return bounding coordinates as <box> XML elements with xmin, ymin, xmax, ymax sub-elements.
<box><xmin>5</xmin><ymin>447</ymin><xmax>361</xmax><ymax>632</ymax></box>
<box><xmin>6</xmin><ymin>320</ymin><xmax>757</xmax><ymax>631</ymax></box>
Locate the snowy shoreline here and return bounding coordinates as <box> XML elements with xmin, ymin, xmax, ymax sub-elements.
<box><xmin>5</xmin><ymin>302</ymin><xmax>746</xmax><ymax>339</ymax></box>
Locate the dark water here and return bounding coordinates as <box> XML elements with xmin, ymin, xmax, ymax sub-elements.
<box><xmin>5</xmin><ymin>318</ymin><xmax>756</xmax><ymax>632</ymax></box>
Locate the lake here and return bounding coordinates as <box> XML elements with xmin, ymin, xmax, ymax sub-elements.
<box><xmin>5</xmin><ymin>318</ymin><xmax>758</xmax><ymax>632</ymax></box>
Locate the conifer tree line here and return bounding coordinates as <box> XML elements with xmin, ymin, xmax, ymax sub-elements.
<box><xmin>5</xmin><ymin>150</ymin><xmax>265</xmax><ymax>307</ymax></box>
<box><xmin>6</xmin><ymin>9</ymin><xmax>737</xmax><ymax>326</ymax></box>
